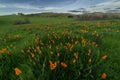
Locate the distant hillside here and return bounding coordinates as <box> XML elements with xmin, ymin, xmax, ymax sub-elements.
<box><xmin>75</xmin><ymin>12</ymin><xmax>120</xmax><ymax>20</ymax></box>
<box><xmin>26</xmin><ymin>12</ymin><xmax>73</xmax><ymax>18</ymax></box>
<box><xmin>17</xmin><ymin>12</ymin><xmax>120</xmax><ymax>20</ymax></box>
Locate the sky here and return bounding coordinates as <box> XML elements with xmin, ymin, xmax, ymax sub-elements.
<box><xmin>0</xmin><ymin>0</ymin><xmax>120</xmax><ymax>15</ymax></box>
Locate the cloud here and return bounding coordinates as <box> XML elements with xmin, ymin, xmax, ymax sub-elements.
<box><xmin>71</xmin><ymin>0</ymin><xmax>120</xmax><ymax>13</ymax></box>
<box><xmin>0</xmin><ymin>4</ymin><xmax>6</xmax><ymax>8</ymax></box>
<box><xmin>1</xmin><ymin>0</ymin><xmax>120</xmax><ymax>15</ymax></box>
<box><xmin>0</xmin><ymin>3</ymin><xmax>66</xmax><ymax>15</ymax></box>
<box><xmin>12</xmin><ymin>4</ymin><xmax>40</xmax><ymax>10</ymax></box>
<box><xmin>41</xmin><ymin>7</ymin><xmax>61</xmax><ymax>10</ymax></box>
<box><xmin>0</xmin><ymin>3</ymin><xmax>63</xmax><ymax>11</ymax></box>
<box><xmin>86</xmin><ymin>0</ymin><xmax>120</xmax><ymax>12</ymax></box>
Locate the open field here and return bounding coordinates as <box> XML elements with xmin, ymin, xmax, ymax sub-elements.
<box><xmin>0</xmin><ymin>15</ymin><xmax>120</xmax><ymax>80</ymax></box>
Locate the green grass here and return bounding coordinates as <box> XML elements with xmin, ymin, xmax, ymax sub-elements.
<box><xmin>0</xmin><ymin>15</ymin><xmax>120</xmax><ymax>80</ymax></box>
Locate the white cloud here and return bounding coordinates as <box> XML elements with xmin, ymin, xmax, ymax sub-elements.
<box><xmin>0</xmin><ymin>3</ymin><xmax>68</xmax><ymax>15</ymax></box>
<box><xmin>0</xmin><ymin>4</ymin><xmax>6</xmax><ymax>8</ymax></box>
<box><xmin>86</xmin><ymin>0</ymin><xmax>120</xmax><ymax>12</ymax></box>
<box><xmin>41</xmin><ymin>7</ymin><xmax>61</xmax><ymax>10</ymax></box>
<box><xmin>1</xmin><ymin>3</ymin><xmax>64</xmax><ymax>11</ymax></box>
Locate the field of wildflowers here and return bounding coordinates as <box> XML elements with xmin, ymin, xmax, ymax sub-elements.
<box><xmin>0</xmin><ymin>15</ymin><xmax>120</xmax><ymax>80</ymax></box>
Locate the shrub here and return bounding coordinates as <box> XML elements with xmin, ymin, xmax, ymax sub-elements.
<box><xmin>14</xmin><ymin>18</ymin><xmax>30</xmax><ymax>25</ymax></box>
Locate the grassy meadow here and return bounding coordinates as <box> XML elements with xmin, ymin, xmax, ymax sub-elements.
<box><xmin>0</xmin><ymin>14</ymin><xmax>120</xmax><ymax>80</ymax></box>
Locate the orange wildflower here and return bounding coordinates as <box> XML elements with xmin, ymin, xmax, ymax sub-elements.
<box><xmin>0</xmin><ymin>48</ymin><xmax>7</xmax><ymax>54</ymax></box>
<box><xmin>50</xmin><ymin>51</ymin><xmax>54</xmax><ymax>55</ymax></box>
<box><xmin>92</xmin><ymin>42</ymin><xmax>95</xmax><ymax>46</ymax></box>
<box><xmin>101</xmin><ymin>73</ymin><xmax>107</xmax><ymax>79</ymax></box>
<box><xmin>27</xmin><ymin>49</ymin><xmax>30</xmax><ymax>53</ymax></box>
<box><xmin>60</xmin><ymin>42</ymin><xmax>62</xmax><ymax>46</ymax></box>
<box><xmin>74</xmin><ymin>53</ymin><xmax>78</xmax><ymax>59</ymax></box>
<box><xmin>14</xmin><ymin>35</ymin><xmax>19</xmax><ymax>40</ymax></box>
<box><xmin>31</xmin><ymin>53</ymin><xmax>35</xmax><ymax>58</ymax></box>
<box><xmin>88</xmin><ymin>49</ymin><xmax>91</xmax><ymax>56</ymax></box>
<box><xmin>88</xmin><ymin>58</ymin><xmax>92</xmax><ymax>63</ymax></box>
<box><xmin>2</xmin><ymin>48</ymin><xmax>7</xmax><ymax>52</ymax></box>
<box><xmin>96</xmin><ymin>44</ymin><xmax>98</xmax><ymax>47</ymax></box>
<box><xmin>70</xmin><ymin>45</ymin><xmax>74</xmax><ymax>52</ymax></box>
<box><xmin>49</xmin><ymin>45</ymin><xmax>52</xmax><ymax>49</ymax></box>
<box><xmin>49</xmin><ymin>60</ymin><xmax>57</xmax><ymax>70</ymax></box>
<box><xmin>57</xmin><ymin>53</ymin><xmax>60</xmax><ymax>57</ymax></box>
<box><xmin>96</xmin><ymin>34</ymin><xmax>99</xmax><ymax>37</ymax></box>
<box><xmin>61</xmin><ymin>62</ymin><xmax>67</xmax><ymax>68</ymax></box>
<box><xmin>102</xmin><ymin>55</ymin><xmax>107</xmax><ymax>60</ymax></box>
<box><xmin>66</xmin><ymin>42</ymin><xmax>71</xmax><ymax>47</ymax></box>
<box><xmin>75</xmin><ymin>41</ymin><xmax>78</xmax><ymax>44</ymax></box>
<box><xmin>7</xmin><ymin>50</ymin><xmax>12</xmax><ymax>54</ymax></box>
<box><xmin>36</xmin><ymin>46</ymin><xmax>40</xmax><ymax>50</ymax></box>
<box><xmin>14</xmin><ymin>67</ymin><xmax>22</xmax><ymax>76</ymax></box>
<box><xmin>38</xmin><ymin>50</ymin><xmax>42</xmax><ymax>54</ymax></box>
<box><xmin>81</xmin><ymin>37</ymin><xmax>86</xmax><ymax>47</ymax></box>
<box><xmin>21</xmin><ymin>49</ymin><xmax>24</xmax><ymax>53</ymax></box>
<box><xmin>72</xmin><ymin>59</ymin><xmax>76</xmax><ymax>63</ymax></box>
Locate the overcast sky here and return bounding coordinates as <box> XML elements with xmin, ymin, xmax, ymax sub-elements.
<box><xmin>0</xmin><ymin>0</ymin><xmax>120</xmax><ymax>15</ymax></box>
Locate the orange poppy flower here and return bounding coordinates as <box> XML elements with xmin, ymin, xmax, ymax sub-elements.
<box><xmin>72</xmin><ymin>59</ymin><xmax>76</xmax><ymax>63</ymax></box>
<box><xmin>14</xmin><ymin>67</ymin><xmax>22</xmax><ymax>76</ymax></box>
<box><xmin>102</xmin><ymin>55</ymin><xmax>107</xmax><ymax>60</ymax></box>
<box><xmin>101</xmin><ymin>73</ymin><xmax>107</xmax><ymax>79</ymax></box>
<box><xmin>61</xmin><ymin>62</ymin><xmax>67</xmax><ymax>68</ymax></box>
<box><xmin>49</xmin><ymin>60</ymin><xmax>57</xmax><ymax>70</ymax></box>
<box><xmin>74</xmin><ymin>53</ymin><xmax>78</xmax><ymax>59</ymax></box>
